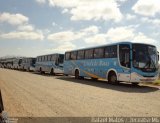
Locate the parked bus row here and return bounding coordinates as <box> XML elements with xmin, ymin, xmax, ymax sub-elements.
<box><xmin>0</xmin><ymin>42</ymin><xmax>159</xmax><ymax>85</ymax></box>
<box><xmin>0</xmin><ymin>54</ymin><xmax>64</xmax><ymax>75</ymax></box>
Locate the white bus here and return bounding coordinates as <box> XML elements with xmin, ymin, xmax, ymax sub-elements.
<box><xmin>21</xmin><ymin>58</ymin><xmax>36</xmax><ymax>71</ymax></box>
<box><xmin>13</xmin><ymin>58</ymin><xmax>22</xmax><ymax>70</ymax></box>
<box><xmin>64</xmin><ymin>42</ymin><xmax>159</xmax><ymax>85</ymax></box>
<box><xmin>35</xmin><ymin>53</ymin><xmax>64</xmax><ymax>75</ymax></box>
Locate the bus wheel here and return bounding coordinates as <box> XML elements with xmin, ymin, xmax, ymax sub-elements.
<box><xmin>50</xmin><ymin>68</ymin><xmax>55</xmax><ymax>75</ymax></box>
<box><xmin>91</xmin><ymin>77</ymin><xmax>98</xmax><ymax>81</ymax></box>
<box><xmin>28</xmin><ymin>67</ymin><xmax>30</xmax><ymax>72</ymax></box>
<box><xmin>132</xmin><ymin>82</ymin><xmax>139</xmax><ymax>86</ymax></box>
<box><xmin>75</xmin><ymin>69</ymin><xmax>79</xmax><ymax>79</ymax></box>
<box><xmin>40</xmin><ymin>68</ymin><xmax>43</xmax><ymax>74</ymax></box>
<box><xmin>108</xmin><ymin>71</ymin><xmax>119</xmax><ymax>84</ymax></box>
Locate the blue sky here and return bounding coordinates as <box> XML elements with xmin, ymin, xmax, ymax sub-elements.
<box><xmin>0</xmin><ymin>0</ymin><xmax>160</xmax><ymax>57</ymax></box>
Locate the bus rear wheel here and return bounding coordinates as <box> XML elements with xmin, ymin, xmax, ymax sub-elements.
<box><xmin>108</xmin><ymin>71</ymin><xmax>119</xmax><ymax>84</ymax></box>
<box><xmin>132</xmin><ymin>82</ymin><xmax>139</xmax><ymax>86</ymax></box>
<box><xmin>27</xmin><ymin>67</ymin><xmax>30</xmax><ymax>72</ymax></box>
<box><xmin>75</xmin><ymin>70</ymin><xmax>79</xmax><ymax>79</ymax></box>
<box><xmin>91</xmin><ymin>77</ymin><xmax>98</xmax><ymax>81</ymax></box>
<box><xmin>40</xmin><ymin>68</ymin><xmax>43</xmax><ymax>74</ymax></box>
<box><xmin>50</xmin><ymin>68</ymin><xmax>55</xmax><ymax>75</ymax></box>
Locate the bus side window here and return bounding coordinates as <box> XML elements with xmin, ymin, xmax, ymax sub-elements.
<box><xmin>94</xmin><ymin>48</ymin><xmax>104</xmax><ymax>58</ymax></box>
<box><xmin>85</xmin><ymin>49</ymin><xmax>94</xmax><ymax>59</ymax></box>
<box><xmin>50</xmin><ymin>55</ymin><xmax>52</xmax><ymax>61</ymax></box>
<box><xmin>48</xmin><ymin>55</ymin><xmax>51</xmax><ymax>61</ymax></box>
<box><xmin>105</xmin><ymin>45</ymin><xmax>117</xmax><ymax>58</ymax></box>
<box><xmin>77</xmin><ymin>50</ymin><xmax>85</xmax><ymax>60</ymax></box>
<box><xmin>65</xmin><ymin>52</ymin><xmax>71</xmax><ymax>60</ymax></box>
<box><xmin>45</xmin><ymin>56</ymin><xmax>47</xmax><ymax>61</ymax></box>
<box><xmin>71</xmin><ymin>51</ymin><xmax>77</xmax><ymax>60</ymax></box>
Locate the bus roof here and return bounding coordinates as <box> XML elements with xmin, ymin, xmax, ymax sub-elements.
<box><xmin>22</xmin><ymin>57</ymin><xmax>35</xmax><ymax>59</ymax></box>
<box><xmin>65</xmin><ymin>41</ymin><xmax>156</xmax><ymax>53</ymax></box>
<box><xmin>36</xmin><ymin>53</ymin><xmax>64</xmax><ymax>58</ymax></box>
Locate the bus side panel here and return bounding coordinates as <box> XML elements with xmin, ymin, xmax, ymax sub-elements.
<box><xmin>64</xmin><ymin>58</ymin><xmax>120</xmax><ymax>79</ymax></box>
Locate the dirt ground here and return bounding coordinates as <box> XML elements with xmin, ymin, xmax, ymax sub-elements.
<box><xmin>0</xmin><ymin>68</ymin><xmax>160</xmax><ymax>118</ymax></box>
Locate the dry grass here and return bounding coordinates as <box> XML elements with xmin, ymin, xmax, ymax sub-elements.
<box><xmin>153</xmin><ymin>78</ymin><xmax>160</xmax><ymax>85</ymax></box>
<box><xmin>143</xmin><ymin>78</ymin><xmax>160</xmax><ymax>86</ymax></box>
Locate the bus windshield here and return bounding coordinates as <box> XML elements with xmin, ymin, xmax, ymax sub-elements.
<box><xmin>132</xmin><ymin>44</ymin><xmax>158</xmax><ymax>72</ymax></box>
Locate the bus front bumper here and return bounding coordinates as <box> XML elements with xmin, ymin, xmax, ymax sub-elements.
<box><xmin>130</xmin><ymin>72</ymin><xmax>159</xmax><ymax>83</ymax></box>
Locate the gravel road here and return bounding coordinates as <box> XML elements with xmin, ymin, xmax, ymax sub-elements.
<box><xmin>0</xmin><ymin>68</ymin><xmax>160</xmax><ymax>117</ymax></box>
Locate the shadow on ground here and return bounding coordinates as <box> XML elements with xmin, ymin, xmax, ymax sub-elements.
<box><xmin>56</xmin><ymin>76</ymin><xmax>159</xmax><ymax>93</ymax></box>
<box><xmin>33</xmin><ymin>72</ymin><xmax>63</xmax><ymax>77</ymax></box>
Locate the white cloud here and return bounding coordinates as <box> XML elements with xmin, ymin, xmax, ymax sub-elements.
<box><xmin>0</xmin><ymin>31</ymin><xmax>44</xmax><ymax>40</ymax></box>
<box><xmin>133</xmin><ymin>32</ymin><xmax>156</xmax><ymax>43</ymax></box>
<box><xmin>48</xmin><ymin>0</ymin><xmax>78</xmax><ymax>8</ymax></box>
<box><xmin>45</xmin><ymin>42</ymin><xmax>76</xmax><ymax>53</ymax></box>
<box><xmin>47</xmin><ymin>25</ymin><xmax>99</xmax><ymax>42</ymax></box>
<box><xmin>71</xmin><ymin>0</ymin><xmax>123</xmax><ymax>22</ymax></box>
<box><xmin>116</xmin><ymin>0</ymin><xmax>128</xmax><ymax>1</ymax></box>
<box><xmin>85</xmin><ymin>34</ymin><xmax>107</xmax><ymax>45</ymax></box>
<box><xmin>17</xmin><ymin>48</ymin><xmax>22</xmax><ymax>50</ymax></box>
<box><xmin>62</xmin><ymin>9</ymin><xmax>69</xmax><ymax>14</ymax></box>
<box><xmin>105</xmin><ymin>26</ymin><xmax>156</xmax><ymax>44</ymax></box>
<box><xmin>18</xmin><ymin>24</ymin><xmax>34</xmax><ymax>31</ymax></box>
<box><xmin>106</xmin><ymin>26</ymin><xmax>135</xmax><ymax>41</ymax></box>
<box><xmin>0</xmin><ymin>12</ymin><xmax>28</xmax><ymax>25</ymax></box>
<box><xmin>126</xmin><ymin>14</ymin><xmax>136</xmax><ymax>20</ymax></box>
<box><xmin>36</xmin><ymin>0</ymin><xmax>46</xmax><ymax>4</ymax></box>
<box><xmin>52</xmin><ymin>22</ymin><xmax>57</xmax><ymax>26</ymax></box>
<box><xmin>141</xmin><ymin>17</ymin><xmax>160</xmax><ymax>26</ymax></box>
<box><xmin>48</xmin><ymin>0</ymin><xmax>123</xmax><ymax>22</ymax></box>
<box><xmin>47</xmin><ymin>31</ymin><xmax>82</xmax><ymax>42</ymax></box>
<box><xmin>132</xmin><ymin>0</ymin><xmax>160</xmax><ymax>16</ymax></box>
<box><xmin>81</xmin><ymin>25</ymin><xmax>99</xmax><ymax>34</ymax></box>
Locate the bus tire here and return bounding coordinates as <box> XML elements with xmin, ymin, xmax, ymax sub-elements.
<box><xmin>75</xmin><ymin>69</ymin><xmax>79</xmax><ymax>79</ymax></box>
<box><xmin>132</xmin><ymin>82</ymin><xmax>139</xmax><ymax>86</ymax></box>
<box><xmin>50</xmin><ymin>68</ymin><xmax>55</xmax><ymax>75</ymax></box>
<box><xmin>108</xmin><ymin>71</ymin><xmax>119</xmax><ymax>84</ymax></box>
<box><xmin>28</xmin><ymin>67</ymin><xmax>30</xmax><ymax>72</ymax></box>
<box><xmin>40</xmin><ymin>68</ymin><xmax>43</xmax><ymax>74</ymax></box>
<box><xmin>91</xmin><ymin>77</ymin><xmax>98</xmax><ymax>81</ymax></box>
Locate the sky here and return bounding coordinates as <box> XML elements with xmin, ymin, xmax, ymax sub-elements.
<box><xmin>0</xmin><ymin>0</ymin><xmax>160</xmax><ymax>57</ymax></box>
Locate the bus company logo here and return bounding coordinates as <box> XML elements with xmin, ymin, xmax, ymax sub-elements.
<box><xmin>83</xmin><ymin>60</ymin><xmax>109</xmax><ymax>67</ymax></box>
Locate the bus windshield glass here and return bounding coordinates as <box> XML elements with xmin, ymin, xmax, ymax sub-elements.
<box><xmin>132</xmin><ymin>44</ymin><xmax>158</xmax><ymax>72</ymax></box>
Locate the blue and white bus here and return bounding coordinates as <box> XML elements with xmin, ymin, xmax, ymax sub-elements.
<box><xmin>35</xmin><ymin>53</ymin><xmax>64</xmax><ymax>75</ymax></box>
<box><xmin>64</xmin><ymin>42</ymin><xmax>159</xmax><ymax>85</ymax></box>
<box><xmin>13</xmin><ymin>58</ymin><xmax>22</xmax><ymax>70</ymax></box>
<box><xmin>21</xmin><ymin>58</ymin><xmax>36</xmax><ymax>71</ymax></box>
